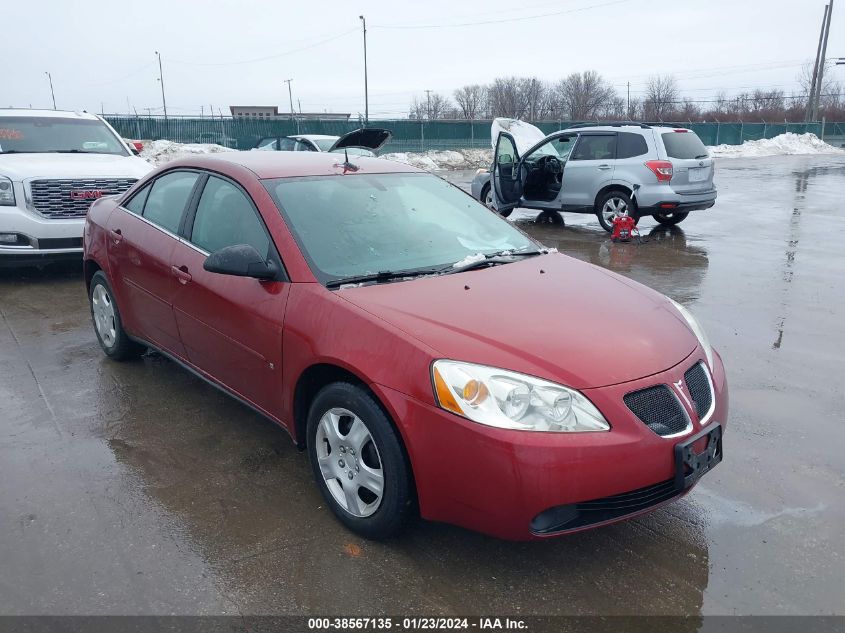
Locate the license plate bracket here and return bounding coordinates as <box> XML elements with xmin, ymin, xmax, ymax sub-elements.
<box><xmin>674</xmin><ymin>422</ymin><xmax>722</xmax><ymax>490</ymax></box>
<box><xmin>689</xmin><ymin>167</ymin><xmax>708</xmax><ymax>182</ymax></box>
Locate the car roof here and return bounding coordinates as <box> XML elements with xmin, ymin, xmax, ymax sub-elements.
<box><xmin>290</xmin><ymin>134</ymin><xmax>338</xmax><ymax>141</ymax></box>
<box><xmin>166</xmin><ymin>150</ymin><xmax>420</xmax><ymax>179</ymax></box>
<box><xmin>562</xmin><ymin>124</ymin><xmax>688</xmax><ymax>133</ymax></box>
<box><xmin>0</xmin><ymin>108</ymin><xmax>101</xmax><ymax>120</ymax></box>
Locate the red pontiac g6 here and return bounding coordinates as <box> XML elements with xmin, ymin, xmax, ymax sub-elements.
<box><xmin>83</xmin><ymin>151</ymin><xmax>728</xmax><ymax>540</ymax></box>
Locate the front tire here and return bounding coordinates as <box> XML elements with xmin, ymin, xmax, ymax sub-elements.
<box><xmin>596</xmin><ymin>191</ymin><xmax>637</xmax><ymax>232</ymax></box>
<box><xmin>307</xmin><ymin>382</ymin><xmax>412</xmax><ymax>539</ymax></box>
<box><xmin>653</xmin><ymin>211</ymin><xmax>689</xmax><ymax>226</ymax></box>
<box><xmin>481</xmin><ymin>183</ymin><xmax>513</xmax><ymax>218</ymax></box>
<box><xmin>89</xmin><ymin>271</ymin><xmax>145</xmax><ymax>360</ymax></box>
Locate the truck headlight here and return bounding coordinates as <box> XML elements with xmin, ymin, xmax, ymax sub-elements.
<box><xmin>670</xmin><ymin>299</ymin><xmax>714</xmax><ymax>370</ymax></box>
<box><xmin>432</xmin><ymin>360</ymin><xmax>610</xmax><ymax>432</ymax></box>
<box><xmin>0</xmin><ymin>176</ymin><xmax>15</xmax><ymax>206</ymax></box>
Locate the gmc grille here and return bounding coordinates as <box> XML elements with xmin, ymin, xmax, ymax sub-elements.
<box><xmin>624</xmin><ymin>385</ymin><xmax>689</xmax><ymax>437</ymax></box>
<box><xmin>684</xmin><ymin>362</ymin><xmax>712</xmax><ymax>419</ymax></box>
<box><xmin>29</xmin><ymin>178</ymin><xmax>137</xmax><ymax>219</ymax></box>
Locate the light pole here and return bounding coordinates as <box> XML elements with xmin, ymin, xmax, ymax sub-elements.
<box><xmin>45</xmin><ymin>72</ymin><xmax>56</xmax><ymax>109</ymax></box>
<box><xmin>155</xmin><ymin>51</ymin><xmax>168</xmax><ymax>120</ymax></box>
<box><xmin>359</xmin><ymin>15</ymin><xmax>369</xmax><ymax>125</ymax></box>
<box><xmin>284</xmin><ymin>78</ymin><xmax>294</xmax><ymax>120</ymax></box>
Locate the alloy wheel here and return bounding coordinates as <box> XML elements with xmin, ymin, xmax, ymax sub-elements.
<box><xmin>601</xmin><ymin>196</ymin><xmax>628</xmax><ymax>227</ymax></box>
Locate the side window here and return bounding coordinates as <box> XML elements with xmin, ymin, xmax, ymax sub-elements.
<box><xmin>278</xmin><ymin>137</ymin><xmax>297</xmax><ymax>151</ymax></box>
<box><xmin>616</xmin><ymin>132</ymin><xmax>649</xmax><ymax>159</ymax></box>
<box><xmin>255</xmin><ymin>137</ymin><xmax>278</xmax><ymax>150</ymax></box>
<box><xmin>190</xmin><ymin>176</ymin><xmax>271</xmax><ymax>256</ymax></box>
<box><xmin>570</xmin><ymin>135</ymin><xmax>617</xmax><ymax>161</ymax></box>
<box><xmin>142</xmin><ymin>171</ymin><xmax>199</xmax><ymax>234</ymax></box>
<box><xmin>124</xmin><ymin>183</ymin><xmax>150</xmax><ymax>215</ymax></box>
<box><xmin>496</xmin><ymin>134</ymin><xmax>517</xmax><ymax>164</ymax></box>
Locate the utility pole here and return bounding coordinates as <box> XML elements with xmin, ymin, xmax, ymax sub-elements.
<box><xmin>44</xmin><ymin>72</ymin><xmax>56</xmax><ymax>109</ymax></box>
<box><xmin>626</xmin><ymin>81</ymin><xmax>631</xmax><ymax>119</ymax></box>
<box><xmin>812</xmin><ymin>0</ymin><xmax>834</xmax><ymax>122</ymax></box>
<box><xmin>284</xmin><ymin>79</ymin><xmax>294</xmax><ymax>120</ymax></box>
<box><xmin>425</xmin><ymin>89</ymin><xmax>432</xmax><ymax>119</ymax></box>
<box><xmin>807</xmin><ymin>4</ymin><xmax>829</xmax><ymax>121</ymax></box>
<box><xmin>155</xmin><ymin>51</ymin><xmax>168</xmax><ymax>120</ymax></box>
<box><xmin>359</xmin><ymin>15</ymin><xmax>369</xmax><ymax>125</ymax></box>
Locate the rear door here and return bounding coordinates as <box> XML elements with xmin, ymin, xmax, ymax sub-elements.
<box><xmin>658</xmin><ymin>129</ymin><xmax>714</xmax><ymax>193</ymax></box>
<box><xmin>170</xmin><ymin>173</ymin><xmax>289</xmax><ymax>418</ymax></box>
<box><xmin>108</xmin><ymin>170</ymin><xmax>201</xmax><ymax>358</ymax></box>
<box><xmin>491</xmin><ymin>132</ymin><xmax>522</xmax><ymax>213</ymax></box>
<box><xmin>560</xmin><ymin>133</ymin><xmax>617</xmax><ymax>210</ymax></box>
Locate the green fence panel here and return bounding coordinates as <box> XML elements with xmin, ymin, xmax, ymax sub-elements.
<box><xmin>104</xmin><ymin>116</ymin><xmax>845</xmax><ymax>152</ymax></box>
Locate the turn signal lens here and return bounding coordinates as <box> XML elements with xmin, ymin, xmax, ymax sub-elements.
<box><xmin>433</xmin><ymin>366</ymin><xmax>462</xmax><ymax>415</ymax></box>
<box><xmin>462</xmin><ymin>379</ymin><xmax>489</xmax><ymax>406</ymax></box>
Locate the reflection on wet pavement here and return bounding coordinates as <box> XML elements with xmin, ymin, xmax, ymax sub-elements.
<box><xmin>1</xmin><ymin>155</ymin><xmax>843</xmax><ymax>616</ymax></box>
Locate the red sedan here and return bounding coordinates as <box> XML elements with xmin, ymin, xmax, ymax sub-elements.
<box><xmin>83</xmin><ymin>151</ymin><xmax>727</xmax><ymax>540</ymax></box>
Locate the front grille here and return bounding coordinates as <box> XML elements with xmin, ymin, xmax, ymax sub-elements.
<box><xmin>29</xmin><ymin>178</ymin><xmax>137</xmax><ymax>219</ymax></box>
<box><xmin>624</xmin><ymin>385</ymin><xmax>689</xmax><ymax>437</ymax></box>
<box><xmin>530</xmin><ymin>478</ymin><xmax>679</xmax><ymax>534</ymax></box>
<box><xmin>684</xmin><ymin>362</ymin><xmax>712</xmax><ymax>419</ymax></box>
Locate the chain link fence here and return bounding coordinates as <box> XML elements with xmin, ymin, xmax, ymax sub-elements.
<box><xmin>104</xmin><ymin>116</ymin><xmax>840</xmax><ymax>153</ymax></box>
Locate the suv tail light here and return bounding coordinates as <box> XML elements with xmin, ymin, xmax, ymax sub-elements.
<box><xmin>645</xmin><ymin>160</ymin><xmax>673</xmax><ymax>182</ymax></box>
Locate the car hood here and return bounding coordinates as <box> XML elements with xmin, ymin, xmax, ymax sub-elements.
<box><xmin>329</xmin><ymin>128</ymin><xmax>391</xmax><ymax>153</ymax></box>
<box><xmin>337</xmin><ymin>254</ymin><xmax>697</xmax><ymax>389</ymax></box>
<box><xmin>0</xmin><ymin>153</ymin><xmax>153</xmax><ymax>181</ymax></box>
<box><xmin>491</xmin><ymin>118</ymin><xmax>548</xmax><ymax>156</ymax></box>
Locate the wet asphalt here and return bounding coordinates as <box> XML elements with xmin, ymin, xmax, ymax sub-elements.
<box><xmin>1</xmin><ymin>155</ymin><xmax>843</xmax><ymax>617</ymax></box>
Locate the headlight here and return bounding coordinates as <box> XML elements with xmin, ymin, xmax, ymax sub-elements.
<box><xmin>432</xmin><ymin>360</ymin><xmax>610</xmax><ymax>432</ymax></box>
<box><xmin>670</xmin><ymin>299</ymin><xmax>714</xmax><ymax>369</ymax></box>
<box><xmin>0</xmin><ymin>176</ymin><xmax>15</xmax><ymax>206</ymax></box>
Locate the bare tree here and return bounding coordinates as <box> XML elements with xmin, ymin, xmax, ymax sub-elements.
<box><xmin>520</xmin><ymin>77</ymin><xmax>549</xmax><ymax>121</ymax></box>
<box><xmin>409</xmin><ymin>92</ymin><xmax>453</xmax><ymax>119</ymax></box>
<box><xmin>552</xmin><ymin>70</ymin><xmax>617</xmax><ymax>120</ymax></box>
<box><xmin>643</xmin><ymin>75</ymin><xmax>679</xmax><ymax>120</ymax></box>
<box><xmin>488</xmin><ymin>76</ymin><xmax>528</xmax><ymax>118</ymax></box>
<box><xmin>453</xmin><ymin>84</ymin><xmax>488</xmax><ymax>119</ymax></box>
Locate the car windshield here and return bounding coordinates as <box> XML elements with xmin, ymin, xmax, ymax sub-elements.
<box><xmin>265</xmin><ymin>173</ymin><xmax>537</xmax><ymax>284</ymax></box>
<box><xmin>0</xmin><ymin>116</ymin><xmax>128</xmax><ymax>155</ymax></box>
<box><xmin>312</xmin><ymin>138</ymin><xmax>338</xmax><ymax>151</ymax></box>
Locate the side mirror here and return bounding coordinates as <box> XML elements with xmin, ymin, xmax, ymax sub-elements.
<box><xmin>203</xmin><ymin>244</ymin><xmax>278</xmax><ymax>280</ymax></box>
<box><xmin>497</xmin><ymin>153</ymin><xmax>514</xmax><ymax>166</ymax></box>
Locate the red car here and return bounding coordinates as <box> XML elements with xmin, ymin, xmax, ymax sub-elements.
<box><xmin>83</xmin><ymin>151</ymin><xmax>727</xmax><ymax>540</ymax></box>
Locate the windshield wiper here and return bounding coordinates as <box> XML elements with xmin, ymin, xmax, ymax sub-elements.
<box><xmin>442</xmin><ymin>250</ymin><xmax>544</xmax><ymax>275</ymax></box>
<box><xmin>326</xmin><ymin>268</ymin><xmax>440</xmax><ymax>289</ymax></box>
<box><xmin>694</xmin><ymin>154</ymin><xmax>709</xmax><ymax>159</ymax></box>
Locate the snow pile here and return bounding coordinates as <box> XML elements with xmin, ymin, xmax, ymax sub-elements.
<box><xmin>382</xmin><ymin>148</ymin><xmax>493</xmax><ymax>171</ymax></box>
<box><xmin>707</xmin><ymin>133</ymin><xmax>844</xmax><ymax>158</ymax></box>
<box><xmin>140</xmin><ymin>139</ymin><xmax>237</xmax><ymax>166</ymax></box>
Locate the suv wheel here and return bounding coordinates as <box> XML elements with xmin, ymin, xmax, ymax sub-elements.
<box><xmin>653</xmin><ymin>211</ymin><xmax>689</xmax><ymax>226</ymax></box>
<box><xmin>481</xmin><ymin>183</ymin><xmax>513</xmax><ymax>218</ymax></box>
<box><xmin>596</xmin><ymin>191</ymin><xmax>637</xmax><ymax>232</ymax></box>
<box><xmin>89</xmin><ymin>271</ymin><xmax>145</xmax><ymax>360</ymax></box>
<box><xmin>307</xmin><ymin>382</ymin><xmax>412</xmax><ymax>539</ymax></box>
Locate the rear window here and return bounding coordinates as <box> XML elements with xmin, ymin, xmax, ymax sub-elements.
<box><xmin>661</xmin><ymin>131</ymin><xmax>708</xmax><ymax>159</ymax></box>
<box><xmin>616</xmin><ymin>132</ymin><xmax>649</xmax><ymax>159</ymax></box>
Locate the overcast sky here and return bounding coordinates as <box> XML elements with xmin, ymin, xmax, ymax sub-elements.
<box><xmin>5</xmin><ymin>0</ymin><xmax>842</xmax><ymax>117</ymax></box>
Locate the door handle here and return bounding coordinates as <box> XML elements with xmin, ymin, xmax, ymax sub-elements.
<box><xmin>171</xmin><ymin>265</ymin><xmax>192</xmax><ymax>284</ymax></box>
<box><xmin>108</xmin><ymin>229</ymin><xmax>123</xmax><ymax>243</ymax></box>
<box><xmin>597</xmin><ymin>164</ymin><xmax>612</xmax><ymax>170</ymax></box>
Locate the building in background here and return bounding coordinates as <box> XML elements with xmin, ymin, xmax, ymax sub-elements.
<box><xmin>229</xmin><ymin>106</ymin><xmax>350</xmax><ymax>121</ymax></box>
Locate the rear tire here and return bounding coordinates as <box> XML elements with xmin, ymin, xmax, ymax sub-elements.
<box><xmin>307</xmin><ymin>382</ymin><xmax>412</xmax><ymax>539</ymax></box>
<box><xmin>89</xmin><ymin>271</ymin><xmax>145</xmax><ymax>360</ymax></box>
<box><xmin>596</xmin><ymin>190</ymin><xmax>638</xmax><ymax>232</ymax></box>
<box><xmin>653</xmin><ymin>211</ymin><xmax>689</xmax><ymax>226</ymax></box>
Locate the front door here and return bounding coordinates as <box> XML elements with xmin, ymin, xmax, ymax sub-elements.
<box><xmin>108</xmin><ymin>170</ymin><xmax>201</xmax><ymax>358</ymax></box>
<box><xmin>170</xmin><ymin>174</ymin><xmax>289</xmax><ymax>418</ymax></box>
<box><xmin>491</xmin><ymin>132</ymin><xmax>522</xmax><ymax>214</ymax></box>
<box><xmin>560</xmin><ymin>133</ymin><xmax>617</xmax><ymax>210</ymax></box>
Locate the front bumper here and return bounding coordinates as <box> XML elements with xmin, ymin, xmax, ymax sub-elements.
<box><xmin>0</xmin><ymin>200</ymin><xmax>84</xmax><ymax>264</ymax></box>
<box><xmin>374</xmin><ymin>347</ymin><xmax>728</xmax><ymax>540</ymax></box>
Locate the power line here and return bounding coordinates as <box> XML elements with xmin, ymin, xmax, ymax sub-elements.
<box><xmin>372</xmin><ymin>0</ymin><xmax>632</xmax><ymax>29</ymax></box>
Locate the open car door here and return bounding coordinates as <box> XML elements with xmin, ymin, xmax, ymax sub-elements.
<box><xmin>492</xmin><ymin>132</ymin><xmax>522</xmax><ymax>215</ymax></box>
<box><xmin>329</xmin><ymin>128</ymin><xmax>392</xmax><ymax>155</ymax></box>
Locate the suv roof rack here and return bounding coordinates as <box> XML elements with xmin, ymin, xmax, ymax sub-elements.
<box><xmin>565</xmin><ymin>122</ymin><xmax>652</xmax><ymax>130</ymax></box>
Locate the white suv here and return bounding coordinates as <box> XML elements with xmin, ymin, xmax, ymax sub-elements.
<box><xmin>0</xmin><ymin>109</ymin><xmax>152</xmax><ymax>266</ymax></box>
